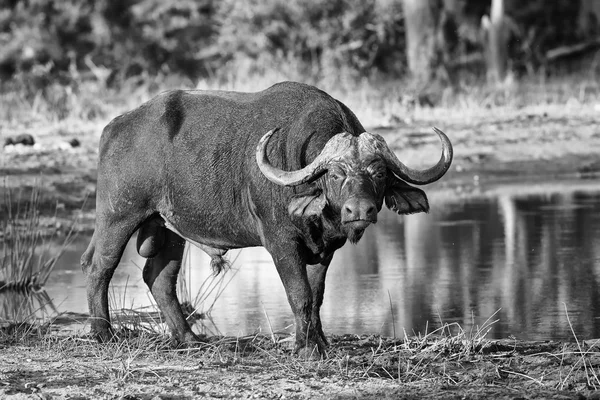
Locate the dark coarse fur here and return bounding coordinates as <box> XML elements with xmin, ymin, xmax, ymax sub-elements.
<box><xmin>81</xmin><ymin>81</ymin><xmax>436</xmax><ymax>355</ymax></box>
<box><xmin>96</xmin><ymin>82</ymin><xmax>363</xmax><ymax>257</ymax></box>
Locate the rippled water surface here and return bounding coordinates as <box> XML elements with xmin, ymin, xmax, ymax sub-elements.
<box><xmin>8</xmin><ymin>180</ymin><xmax>600</xmax><ymax>341</ymax></box>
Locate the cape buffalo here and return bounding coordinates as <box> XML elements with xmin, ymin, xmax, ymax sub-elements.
<box><xmin>81</xmin><ymin>81</ymin><xmax>453</xmax><ymax>357</ymax></box>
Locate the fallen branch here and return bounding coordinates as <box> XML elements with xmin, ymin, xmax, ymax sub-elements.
<box><xmin>545</xmin><ymin>37</ymin><xmax>600</xmax><ymax>61</ymax></box>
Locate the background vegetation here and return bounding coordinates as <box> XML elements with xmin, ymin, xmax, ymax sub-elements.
<box><xmin>0</xmin><ymin>0</ymin><xmax>598</xmax><ymax>124</ymax></box>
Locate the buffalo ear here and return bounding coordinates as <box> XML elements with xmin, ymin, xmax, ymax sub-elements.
<box><xmin>385</xmin><ymin>177</ymin><xmax>429</xmax><ymax>215</ymax></box>
<box><xmin>288</xmin><ymin>188</ymin><xmax>327</xmax><ymax>220</ymax></box>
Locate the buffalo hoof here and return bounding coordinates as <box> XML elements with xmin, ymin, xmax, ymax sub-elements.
<box><xmin>91</xmin><ymin>327</ymin><xmax>117</xmax><ymax>343</ymax></box>
<box><xmin>295</xmin><ymin>338</ymin><xmax>328</xmax><ymax>360</ymax></box>
<box><xmin>316</xmin><ymin>328</ymin><xmax>329</xmax><ymax>346</ymax></box>
<box><xmin>172</xmin><ymin>331</ymin><xmax>208</xmax><ymax>348</ymax></box>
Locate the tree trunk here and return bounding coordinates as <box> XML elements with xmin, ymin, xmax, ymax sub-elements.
<box><xmin>402</xmin><ymin>0</ymin><xmax>442</xmax><ymax>85</ymax></box>
<box><xmin>482</xmin><ymin>0</ymin><xmax>509</xmax><ymax>84</ymax></box>
<box><xmin>578</xmin><ymin>0</ymin><xmax>600</xmax><ymax>37</ymax></box>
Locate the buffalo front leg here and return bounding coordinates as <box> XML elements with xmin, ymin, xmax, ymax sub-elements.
<box><xmin>142</xmin><ymin>228</ymin><xmax>202</xmax><ymax>345</ymax></box>
<box><xmin>306</xmin><ymin>255</ymin><xmax>332</xmax><ymax>346</ymax></box>
<box><xmin>270</xmin><ymin>251</ymin><xmax>326</xmax><ymax>358</ymax></box>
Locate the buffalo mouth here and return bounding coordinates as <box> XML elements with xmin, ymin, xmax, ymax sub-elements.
<box><xmin>342</xmin><ymin>220</ymin><xmax>373</xmax><ymax>244</ymax></box>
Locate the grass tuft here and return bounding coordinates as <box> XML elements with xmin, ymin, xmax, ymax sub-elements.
<box><xmin>558</xmin><ymin>303</ymin><xmax>600</xmax><ymax>390</ymax></box>
<box><xmin>0</xmin><ymin>184</ymin><xmax>75</xmax><ymax>324</ymax></box>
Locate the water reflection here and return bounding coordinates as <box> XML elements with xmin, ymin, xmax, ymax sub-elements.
<box><xmin>5</xmin><ymin>182</ymin><xmax>600</xmax><ymax>341</ymax></box>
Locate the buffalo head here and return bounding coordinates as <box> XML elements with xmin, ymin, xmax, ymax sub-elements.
<box><xmin>256</xmin><ymin>128</ymin><xmax>452</xmax><ymax>244</ymax></box>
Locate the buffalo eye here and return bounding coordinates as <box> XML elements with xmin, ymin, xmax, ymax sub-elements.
<box><xmin>372</xmin><ymin>171</ymin><xmax>385</xmax><ymax>180</ymax></box>
<box><xmin>367</xmin><ymin>165</ymin><xmax>386</xmax><ymax>181</ymax></box>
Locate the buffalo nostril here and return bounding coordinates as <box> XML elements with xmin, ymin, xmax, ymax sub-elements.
<box><xmin>366</xmin><ymin>205</ymin><xmax>375</xmax><ymax>217</ymax></box>
<box><xmin>344</xmin><ymin>205</ymin><xmax>354</xmax><ymax>215</ymax></box>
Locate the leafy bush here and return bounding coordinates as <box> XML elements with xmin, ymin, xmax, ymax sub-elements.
<box><xmin>0</xmin><ymin>0</ymin><xmax>216</xmax><ymax>91</ymax></box>
<box><xmin>0</xmin><ymin>0</ymin><xmax>594</xmax><ymax>98</ymax></box>
<box><xmin>0</xmin><ymin>0</ymin><xmax>408</xmax><ymax>89</ymax></box>
<box><xmin>214</xmin><ymin>0</ymin><xmax>406</xmax><ymax>83</ymax></box>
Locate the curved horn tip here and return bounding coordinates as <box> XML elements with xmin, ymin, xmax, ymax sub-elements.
<box><xmin>432</xmin><ymin>126</ymin><xmax>446</xmax><ymax>137</ymax></box>
<box><xmin>258</xmin><ymin>127</ymin><xmax>279</xmax><ymax>144</ymax></box>
<box><xmin>256</xmin><ymin>128</ymin><xmax>278</xmax><ymax>155</ymax></box>
<box><xmin>432</xmin><ymin>126</ymin><xmax>453</xmax><ymax>154</ymax></box>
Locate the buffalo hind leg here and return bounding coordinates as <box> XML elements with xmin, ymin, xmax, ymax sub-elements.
<box><xmin>306</xmin><ymin>255</ymin><xmax>332</xmax><ymax>346</ymax></box>
<box><xmin>82</xmin><ymin>215</ymin><xmax>143</xmax><ymax>342</ymax></box>
<box><xmin>142</xmin><ymin>227</ymin><xmax>202</xmax><ymax>345</ymax></box>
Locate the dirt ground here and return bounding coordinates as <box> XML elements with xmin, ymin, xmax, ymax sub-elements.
<box><xmin>2</xmin><ymin>332</ymin><xmax>600</xmax><ymax>399</ymax></box>
<box><xmin>2</xmin><ymin>103</ymin><xmax>600</xmax><ymax>399</ymax></box>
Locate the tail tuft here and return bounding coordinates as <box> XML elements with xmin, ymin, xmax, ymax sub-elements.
<box><xmin>210</xmin><ymin>255</ymin><xmax>230</xmax><ymax>275</ymax></box>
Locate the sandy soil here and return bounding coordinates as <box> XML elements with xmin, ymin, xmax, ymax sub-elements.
<box><xmin>1</xmin><ymin>103</ymin><xmax>600</xmax><ymax>399</ymax></box>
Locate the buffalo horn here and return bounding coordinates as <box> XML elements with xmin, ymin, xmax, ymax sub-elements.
<box><xmin>257</xmin><ymin>127</ymin><xmax>452</xmax><ymax>186</ymax></box>
<box><xmin>379</xmin><ymin>127</ymin><xmax>453</xmax><ymax>185</ymax></box>
<box><xmin>256</xmin><ymin>128</ymin><xmax>333</xmax><ymax>186</ymax></box>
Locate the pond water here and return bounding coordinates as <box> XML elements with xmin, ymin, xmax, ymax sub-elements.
<box><xmin>6</xmin><ymin>179</ymin><xmax>600</xmax><ymax>341</ymax></box>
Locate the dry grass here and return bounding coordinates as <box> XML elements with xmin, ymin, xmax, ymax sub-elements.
<box><xmin>0</xmin><ymin>186</ymin><xmax>76</xmax><ymax>323</ymax></box>
<box><xmin>196</xmin><ymin>71</ymin><xmax>600</xmax><ymax>127</ymax></box>
<box><xmin>1</xmin><ymin>69</ymin><xmax>599</xmax><ymax>140</ymax></box>
<box><xmin>3</xmin><ymin>303</ymin><xmax>600</xmax><ymax>399</ymax></box>
<box><xmin>91</xmin><ymin>308</ymin><xmax>503</xmax><ymax>382</ymax></box>
<box><xmin>557</xmin><ymin>303</ymin><xmax>600</xmax><ymax>390</ymax></box>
